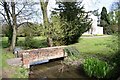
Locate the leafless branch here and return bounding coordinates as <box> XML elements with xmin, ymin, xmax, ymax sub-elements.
<box><xmin>16</xmin><ymin>4</ymin><xmax>25</xmax><ymax>16</ymax></box>
<box><xmin>0</xmin><ymin>11</ymin><xmax>8</xmax><ymax>23</ymax></box>
<box><xmin>45</xmin><ymin>0</ymin><xmax>49</xmax><ymax>7</ymax></box>
<box><xmin>8</xmin><ymin>6</ymin><xmax>12</xmax><ymax>17</ymax></box>
<box><xmin>0</xmin><ymin>2</ymin><xmax>4</xmax><ymax>6</ymax></box>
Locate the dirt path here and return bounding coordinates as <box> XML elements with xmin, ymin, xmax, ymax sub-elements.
<box><xmin>7</xmin><ymin>58</ymin><xmax>22</xmax><ymax>66</ymax></box>
<box><xmin>2</xmin><ymin>67</ymin><xmax>15</xmax><ymax>78</ymax></box>
<box><xmin>1</xmin><ymin>58</ymin><xmax>22</xmax><ymax>78</ymax></box>
<box><xmin>81</xmin><ymin>35</ymin><xmax>112</xmax><ymax>38</ymax></box>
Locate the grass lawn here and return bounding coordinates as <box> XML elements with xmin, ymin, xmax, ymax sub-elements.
<box><xmin>70</xmin><ymin>35</ymin><xmax>115</xmax><ymax>60</ymax></box>
<box><xmin>2</xmin><ymin>36</ymin><xmax>47</xmax><ymax>48</ymax></box>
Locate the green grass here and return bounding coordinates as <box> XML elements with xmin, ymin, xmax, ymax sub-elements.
<box><xmin>2</xmin><ymin>36</ymin><xmax>115</xmax><ymax>58</ymax></box>
<box><xmin>1</xmin><ymin>49</ymin><xmax>29</xmax><ymax>78</ymax></box>
<box><xmin>2</xmin><ymin>50</ymin><xmax>14</xmax><ymax>68</ymax></box>
<box><xmin>2</xmin><ymin>36</ymin><xmax>47</xmax><ymax>49</ymax></box>
<box><xmin>2</xmin><ymin>37</ymin><xmax>8</xmax><ymax>48</ymax></box>
<box><xmin>69</xmin><ymin>36</ymin><xmax>114</xmax><ymax>59</ymax></box>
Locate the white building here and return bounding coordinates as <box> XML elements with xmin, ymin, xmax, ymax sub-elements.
<box><xmin>83</xmin><ymin>14</ymin><xmax>103</xmax><ymax>35</ymax></box>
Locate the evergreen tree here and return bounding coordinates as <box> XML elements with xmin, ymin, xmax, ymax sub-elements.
<box><xmin>53</xmin><ymin>0</ymin><xmax>91</xmax><ymax>45</ymax></box>
<box><xmin>100</xmin><ymin>7</ymin><xmax>111</xmax><ymax>34</ymax></box>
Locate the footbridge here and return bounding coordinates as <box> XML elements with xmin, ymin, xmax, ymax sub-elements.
<box><xmin>17</xmin><ymin>46</ymin><xmax>67</xmax><ymax>68</ymax></box>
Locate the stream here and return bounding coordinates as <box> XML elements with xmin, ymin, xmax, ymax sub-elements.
<box><xmin>29</xmin><ymin>58</ymin><xmax>96</xmax><ymax>79</ymax></box>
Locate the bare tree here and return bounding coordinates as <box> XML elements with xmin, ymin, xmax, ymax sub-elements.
<box><xmin>0</xmin><ymin>0</ymin><xmax>17</xmax><ymax>50</ymax></box>
<box><xmin>0</xmin><ymin>1</ymin><xmax>13</xmax><ymax>46</ymax></box>
<box><xmin>0</xmin><ymin>0</ymin><xmax>39</xmax><ymax>51</ymax></box>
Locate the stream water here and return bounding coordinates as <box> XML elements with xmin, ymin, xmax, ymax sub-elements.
<box><xmin>29</xmin><ymin>58</ymin><xmax>96</xmax><ymax>79</ymax></box>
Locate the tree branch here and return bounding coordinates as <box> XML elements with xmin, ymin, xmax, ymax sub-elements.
<box><xmin>0</xmin><ymin>11</ymin><xmax>8</xmax><ymax>24</ymax></box>
<box><xmin>45</xmin><ymin>0</ymin><xmax>49</xmax><ymax>7</ymax></box>
<box><xmin>16</xmin><ymin>4</ymin><xmax>25</xmax><ymax>16</ymax></box>
<box><xmin>0</xmin><ymin>2</ymin><xmax>4</xmax><ymax>6</ymax></box>
<box><xmin>40</xmin><ymin>0</ymin><xmax>44</xmax><ymax>11</ymax></box>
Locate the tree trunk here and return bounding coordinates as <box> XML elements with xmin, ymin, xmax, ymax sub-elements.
<box><xmin>10</xmin><ymin>25</ymin><xmax>17</xmax><ymax>51</ymax></box>
<box><xmin>47</xmin><ymin>37</ymin><xmax>53</xmax><ymax>47</ymax></box>
<box><xmin>9</xmin><ymin>1</ymin><xmax>17</xmax><ymax>51</ymax></box>
<box><xmin>40</xmin><ymin>0</ymin><xmax>53</xmax><ymax>47</ymax></box>
<box><xmin>3</xmin><ymin>1</ymin><xmax>13</xmax><ymax>46</ymax></box>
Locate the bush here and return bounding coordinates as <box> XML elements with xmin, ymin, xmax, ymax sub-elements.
<box><xmin>110</xmin><ymin>49</ymin><xmax>120</xmax><ymax>79</ymax></box>
<box><xmin>64</xmin><ymin>47</ymin><xmax>80</xmax><ymax>60</ymax></box>
<box><xmin>105</xmin><ymin>33</ymin><xmax>120</xmax><ymax>79</ymax></box>
<box><xmin>106</xmin><ymin>33</ymin><xmax>118</xmax><ymax>52</ymax></box>
<box><xmin>13</xmin><ymin>67</ymin><xmax>28</xmax><ymax>78</ymax></box>
<box><xmin>24</xmin><ymin>36</ymin><xmax>47</xmax><ymax>49</ymax></box>
<box><xmin>83</xmin><ymin>58</ymin><xmax>114</xmax><ymax>78</ymax></box>
<box><xmin>52</xmin><ymin>37</ymin><xmax>65</xmax><ymax>46</ymax></box>
<box><xmin>24</xmin><ymin>36</ymin><xmax>34</xmax><ymax>49</ymax></box>
<box><xmin>109</xmin><ymin>33</ymin><xmax>120</xmax><ymax>65</ymax></box>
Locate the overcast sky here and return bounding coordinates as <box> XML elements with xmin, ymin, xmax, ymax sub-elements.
<box><xmin>82</xmin><ymin>0</ymin><xmax>115</xmax><ymax>13</ymax></box>
<box><xmin>0</xmin><ymin>0</ymin><xmax>116</xmax><ymax>24</ymax></box>
<box><xmin>48</xmin><ymin>0</ymin><xmax>115</xmax><ymax>14</ymax></box>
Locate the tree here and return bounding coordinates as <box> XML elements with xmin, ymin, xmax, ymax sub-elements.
<box><xmin>17</xmin><ymin>22</ymin><xmax>42</xmax><ymax>37</ymax></box>
<box><xmin>0</xmin><ymin>1</ymin><xmax>13</xmax><ymax>46</ymax></box>
<box><xmin>0</xmin><ymin>0</ymin><xmax>17</xmax><ymax>51</ymax></box>
<box><xmin>100</xmin><ymin>7</ymin><xmax>111</xmax><ymax>34</ymax></box>
<box><xmin>108</xmin><ymin>11</ymin><xmax>119</xmax><ymax>33</ymax></box>
<box><xmin>108</xmin><ymin>0</ymin><xmax>120</xmax><ymax>33</ymax></box>
<box><xmin>50</xmin><ymin>14</ymin><xmax>65</xmax><ymax>46</ymax></box>
<box><xmin>110</xmin><ymin>0</ymin><xmax>120</xmax><ymax>12</ymax></box>
<box><xmin>10</xmin><ymin>1</ymin><xmax>17</xmax><ymax>51</ymax></box>
<box><xmin>92</xmin><ymin>9</ymin><xmax>99</xmax><ymax>16</ymax></box>
<box><xmin>40</xmin><ymin>0</ymin><xmax>53</xmax><ymax>47</ymax></box>
<box><xmin>0</xmin><ymin>1</ymin><xmax>38</xmax><ymax>51</ymax></box>
<box><xmin>53</xmin><ymin>0</ymin><xmax>91</xmax><ymax>45</ymax></box>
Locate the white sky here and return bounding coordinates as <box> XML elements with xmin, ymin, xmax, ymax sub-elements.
<box><xmin>0</xmin><ymin>0</ymin><xmax>115</xmax><ymax>23</ymax></box>
<box><xmin>82</xmin><ymin>0</ymin><xmax>115</xmax><ymax>13</ymax></box>
<box><xmin>48</xmin><ymin>0</ymin><xmax>115</xmax><ymax>14</ymax></box>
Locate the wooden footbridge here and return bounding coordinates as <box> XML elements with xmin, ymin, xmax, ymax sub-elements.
<box><xmin>16</xmin><ymin>46</ymin><xmax>67</xmax><ymax>68</ymax></box>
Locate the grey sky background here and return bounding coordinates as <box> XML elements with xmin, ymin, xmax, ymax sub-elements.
<box><xmin>0</xmin><ymin>0</ymin><xmax>116</xmax><ymax>24</ymax></box>
<box><xmin>33</xmin><ymin>0</ymin><xmax>115</xmax><ymax>23</ymax></box>
<box><xmin>36</xmin><ymin>0</ymin><xmax>115</xmax><ymax>23</ymax></box>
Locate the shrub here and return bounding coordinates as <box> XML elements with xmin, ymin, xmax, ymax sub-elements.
<box><xmin>106</xmin><ymin>33</ymin><xmax>118</xmax><ymax>52</ymax></box>
<box><xmin>64</xmin><ymin>47</ymin><xmax>80</xmax><ymax>60</ymax></box>
<box><xmin>24</xmin><ymin>36</ymin><xmax>47</xmax><ymax>49</ymax></box>
<box><xmin>110</xmin><ymin>50</ymin><xmax>120</xmax><ymax>79</ymax></box>
<box><xmin>13</xmin><ymin>67</ymin><xmax>28</xmax><ymax>78</ymax></box>
<box><xmin>24</xmin><ymin>36</ymin><xmax>33</xmax><ymax>49</ymax></box>
<box><xmin>83</xmin><ymin>58</ymin><xmax>114</xmax><ymax>78</ymax></box>
<box><xmin>109</xmin><ymin>33</ymin><xmax>120</xmax><ymax>66</ymax></box>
